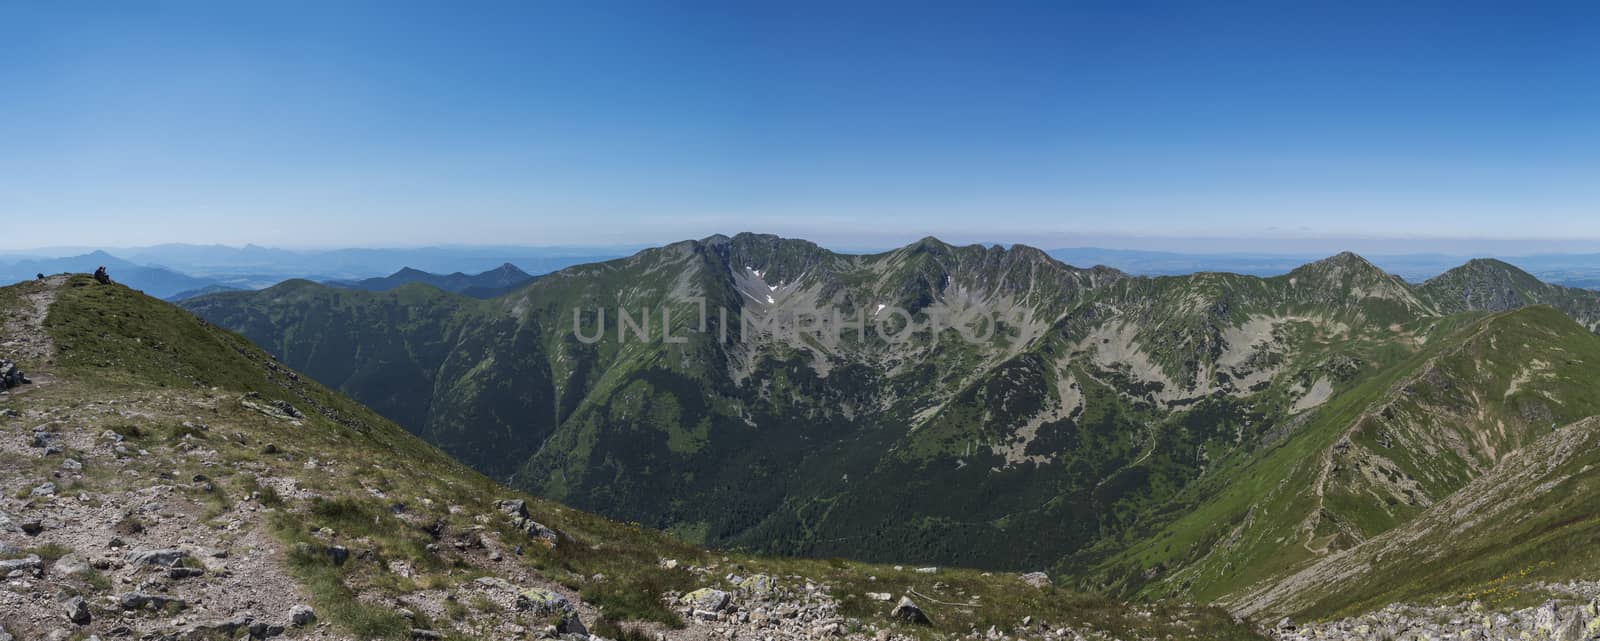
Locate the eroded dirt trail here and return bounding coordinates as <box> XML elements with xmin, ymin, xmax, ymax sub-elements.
<box><xmin>1</xmin><ymin>275</ymin><xmax>66</xmax><ymax>366</ymax></box>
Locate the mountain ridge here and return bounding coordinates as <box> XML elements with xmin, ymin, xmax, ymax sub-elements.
<box><xmin>4</xmin><ymin>274</ymin><xmax>1265</xmax><ymax>640</ymax></box>
<box><xmin>178</xmin><ymin>233</ymin><xmax>1600</xmax><ymax>625</ymax></box>
<box><xmin>325</xmin><ymin>263</ymin><xmax>536</xmax><ymax>299</ymax></box>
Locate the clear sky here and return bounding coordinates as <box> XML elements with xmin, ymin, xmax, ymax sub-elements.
<box><xmin>3</xmin><ymin>1</ymin><xmax>1600</xmax><ymax>251</ymax></box>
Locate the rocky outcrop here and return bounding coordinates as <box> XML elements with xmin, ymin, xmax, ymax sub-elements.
<box><xmin>1275</xmin><ymin>588</ymin><xmax>1600</xmax><ymax>641</ymax></box>
<box><xmin>496</xmin><ymin>498</ymin><xmax>561</xmax><ymax>545</ymax></box>
<box><xmin>1019</xmin><ymin>572</ymin><xmax>1052</xmax><ymax>588</ymax></box>
<box><xmin>516</xmin><ymin>588</ymin><xmax>583</xmax><ymax>633</ymax></box>
<box><xmin>891</xmin><ymin>596</ymin><xmax>931</xmax><ymax>625</ymax></box>
<box><xmin>0</xmin><ymin>360</ymin><xmax>29</xmax><ymax>391</ymax></box>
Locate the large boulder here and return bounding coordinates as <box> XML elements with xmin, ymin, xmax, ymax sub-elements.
<box><xmin>891</xmin><ymin>596</ymin><xmax>931</xmax><ymax>625</ymax></box>
<box><xmin>178</xmin><ymin>616</ymin><xmax>252</xmax><ymax>641</ymax></box>
<box><xmin>0</xmin><ymin>555</ymin><xmax>42</xmax><ymax>575</ymax></box>
<box><xmin>51</xmin><ymin>553</ymin><xmax>92</xmax><ymax>579</ymax></box>
<box><xmin>1019</xmin><ymin>571</ymin><xmax>1051</xmax><ymax>588</ymax></box>
<box><xmin>326</xmin><ymin>545</ymin><xmax>350</xmax><ymax>566</ymax></box>
<box><xmin>63</xmin><ymin>595</ymin><xmax>91</xmax><ymax>625</ymax></box>
<box><xmin>510</xmin><ymin>516</ymin><xmax>560</xmax><ymax>545</ymax></box>
<box><xmin>739</xmin><ymin>574</ymin><xmax>779</xmax><ymax>599</ymax></box>
<box><xmin>126</xmin><ymin>548</ymin><xmax>190</xmax><ymax>567</ymax></box>
<box><xmin>290</xmin><ymin>605</ymin><xmax>317</xmax><ymax>627</ymax></box>
<box><xmin>684</xmin><ymin>587</ymin><xmax>732</xmax><ymax>613</ymax></box>
<box><xmin>118</xmin><ymin>592</ymin><xmax>186</xmax><ymax>611</ymax></box>
<box><xmin>495</xmin><ymin>499</ymin><xmax>529</xmax><ymax>518</ymax></box>
<box><xmin>0</xmin><ymin>361</ymin><xmax>29</xmax><ymax>389</ymax></box>
<box><xmin>517</xmin><ymin>588</ymin><xmax>584</xmax><ymax>633</ymax></box>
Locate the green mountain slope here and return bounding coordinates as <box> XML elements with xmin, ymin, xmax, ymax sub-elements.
<box><xmin>178</xmin><ymin>233</ymin><xmax>1600</xmax><ymax>619</ymax></box>
<box><xmin>1097</xmin><ymin>306</ymin><xmax>1600</xmax><ymax>606</ymax></box>
<box><xmin>2</xmin><ymin>275</ymin><xmax>1260</xmax><ymax>641</ymax></box>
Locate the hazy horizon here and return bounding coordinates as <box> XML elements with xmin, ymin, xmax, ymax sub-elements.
<box><xmin>10</xmin><ymin>231</ymin><xmax>1600</xmax><ymax>260</ymax></box>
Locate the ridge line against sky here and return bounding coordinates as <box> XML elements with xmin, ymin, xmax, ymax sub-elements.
<box><xmin>10</xmin><ymin>233</ymin><xmax>1600</xmax><ymax>258</ymax></box>
<box><xmin>4</xmin><ymin>2</ymin><xmax>1599</xmax><ymax>250</ymax></box>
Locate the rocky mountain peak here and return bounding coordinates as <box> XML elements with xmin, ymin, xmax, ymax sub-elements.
<box><xmin>1292</xmin><ymin>251</ymin><xmax>1385</xmax><ymax>277</ymax></box>
<box><xmin>1427</xmin><ymin>257</ymin><xmax>1540</xmax><ymax>285</ymax></box>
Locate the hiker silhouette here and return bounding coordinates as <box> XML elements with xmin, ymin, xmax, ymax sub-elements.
<box><xmin>94</xmin><ymin>266</ymin><xmax>111</xmax><ymax>284</ymax></box>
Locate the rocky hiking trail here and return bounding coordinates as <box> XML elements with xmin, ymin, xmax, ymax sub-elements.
<box><xmin>1</xmin><ymin>387</ymin><xmax>343</xmax><ymax>641</ymax></box>
<box><xmin>0</xmin><ymin>276</ymin><xmax>63</xmax><ymax>364</ymax></box>
<box><xmin>1</xmin><ymin>275</ymin><xmax>65</xmax><ymax>399</ymax></box>
<box><xmin>0</xmin><ymin>382</ymin><xmax>1169</xmax><ymax>641</ymax></box>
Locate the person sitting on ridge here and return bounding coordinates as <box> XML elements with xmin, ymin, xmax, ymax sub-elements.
<box><xmin>94</xmin><ymin>266</ymin><xmax>111</xmax><ymax>285</ymax></box>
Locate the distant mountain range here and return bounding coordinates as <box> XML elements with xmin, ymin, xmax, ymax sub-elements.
<box><xmin>1046</xmin><ymin>247</ymin><xmax>1600</xmax><ymax>286</ymax></box>
<box><xmin>0</xmin><ymin>245</ymin><xmax>626</xmax><ymax>300</ymax></box>
<box><xmin>8</xmin><ymin>241</ymin><xmax>1600</xmax><ymax>305</ymax></box>
<box><xmin>28</xmin><ymin>243</ymin><xmax>636</xmax><ymax>281</ymax></box>
<box><xmin>0</xmin><ymin>250</ymin><xmax>216</xmax><ymax>299</ymax></box>
<box><xmin>325</xmin><ymin>263</ymin><xmax>536</xmax><ymax>299</ymax></box>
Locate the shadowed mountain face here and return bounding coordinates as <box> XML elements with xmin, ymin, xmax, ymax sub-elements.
<box><xmin>181</xmin><ymin>233</ymin><xmax>1600</xmax><ymax>606</ymax></box>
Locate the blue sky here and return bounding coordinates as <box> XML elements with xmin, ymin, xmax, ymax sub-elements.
<box><xmin>3</xmin><ymin>1</ymin><xmax>1599</xmax><ymax>251</ymax></box>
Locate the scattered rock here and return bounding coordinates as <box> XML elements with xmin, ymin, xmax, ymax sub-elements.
<box><xmin>289</xmin><ymin>605</ymin><xmax>316</xmax><ymax>627</ymax></box>
<box><xmin>741</xmin><ymin>574</ymin><xmax>779</xmax><ymax>598</ymax></box>
<box><xmin>0</xmin><ymin>360</ymin><xmax>30</xmax><ymax>389</ymax></box>
<box><xmin>517</xmin><ymin>588</ymin><xmax>583</xmax><ymax>632</ymax></box>
<box><xmin>509</xmin><ymin>515</ymin><xmax>560</xmax><ymax>545</ymax></box>
<box><xmin>474</xmin><ymin>576</ymin><xmax>517</xmax><ymax>591</ymax></box>
<box><xmin>117</xmin><ymin>591</ymin><xmax>185</xmax><ymax>611</ymax></box>
<box><xmin>179</xmin><ymin>616</ymin><xmax>251</xmax><ymax>641</ymax></box>
<box><xmin>0</xmin><ymin>555</ymin><xmax>42</xmax><ymax>574</ymax></box>
<box><xmin>891</xmin><ymin>596</ymin><xmax>931</xmax><ymax>625</ymax></box>
<box><xmin>685</xmin><ymin>587</ymin><xmax>732</xmax><ymax>612</ymax></box>
<box><xmin>271</xmin><ymin>399</ymin><xmax>302</xmax><ymax>418</ymax></box>
<box><xmin>126</xmin><ymin>548</ymin><xmax>190</xmax><ymax>567</ymax></box>
<box><xmin>249</xmin><ymin>621</ymin><xmax>285</xmax><ymax>639</ymax></box>
<box><xmin>63</xmin><ymin>595</ymin><xmax>91</xmax><ymax>625</ymax></box>
<box><xmin>51</xmin><ymin>553</ymin><xmax>91</xmax><ymax>579</ymax></box>
<box><xmin>517</xmin><ymin>587</ymin><xmax>572</xmax><ymax>615</ymax></box>
<box><xmin>1274</xmin><ymin>590</ymin><xmax>1600</xmax><ymax>641</ymax></box>
<box><xmin>495</xmin><ymin>498</ymin><xmax>528</xmax><ymax>518</ymax></box>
